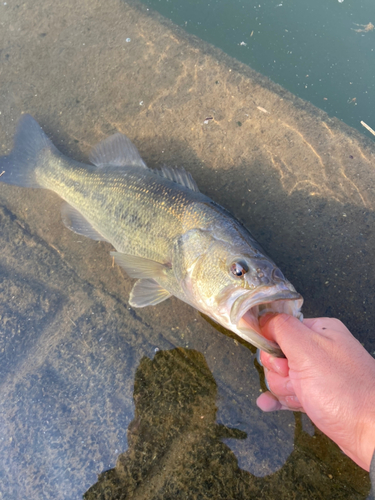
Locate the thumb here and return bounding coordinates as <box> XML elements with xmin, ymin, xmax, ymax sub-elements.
<box><xmin>260</xmin><ymin>313</ymin><xmax>317</xmax><ymax>362</ymax></box>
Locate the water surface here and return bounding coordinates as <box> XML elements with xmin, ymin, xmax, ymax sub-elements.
<box><xmin>141</xmin><ymin>0</ymin><xmax>375</xmax><ymax>136</ymax></box>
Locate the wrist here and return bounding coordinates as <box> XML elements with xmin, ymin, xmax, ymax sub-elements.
<box><xmin>351</xmin><ymin>374</ymin><xmax>375</xmax><ymax>471</ymax></box>
<box><xmin>356</xmin><ymin>406</ymin><xmax>375</xmax><ymax>471</ymax></box>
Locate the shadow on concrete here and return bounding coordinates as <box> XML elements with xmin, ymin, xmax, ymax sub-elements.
<box><xmin>84</xmin><ymin>348</ymin><xmax>370</xmax><ymax>499</ymax></box>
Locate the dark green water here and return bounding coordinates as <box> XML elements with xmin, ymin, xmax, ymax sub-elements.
<box><xmin>141</xmin><ymin>0</ymin><xmax>375</xmax><ymax>137</ymax></box>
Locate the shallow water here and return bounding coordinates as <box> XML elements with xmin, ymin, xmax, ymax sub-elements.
<box><xmin>141</xmin><ymin>0</ymin><xmax>375</xmax><ymax>137</ymax></box>
<box><xmin>0</xmin><ymin>0</ymin><xmax>374</xmax><ymax>498</ymax></box>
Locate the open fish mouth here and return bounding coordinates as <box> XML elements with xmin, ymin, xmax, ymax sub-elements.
<box><xmin>230</xmin><ymin>287</ymin><xmax>303</xmax><ymax>357</ymax></box>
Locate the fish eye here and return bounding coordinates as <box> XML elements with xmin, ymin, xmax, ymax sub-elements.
<box><xmin>229</xmin><ymin>260</ymin><xmax>248</xmax><ymax>278</ymax></box>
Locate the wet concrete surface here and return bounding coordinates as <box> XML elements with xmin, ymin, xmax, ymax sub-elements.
<box><xmin>0</xmin><ymin>0</ymin><xmax>374</xmax><ymax>498</ymax></box>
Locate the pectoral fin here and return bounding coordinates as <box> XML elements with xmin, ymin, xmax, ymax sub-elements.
<box><xmin>110</xmin><ymin>252</ymin><xmax>168</xmax><ymax>279</ymax></box>
<box><xmin>129</xmin><ymin>279</ymin><xmax>172</xmax><ymax>307</ymax></box>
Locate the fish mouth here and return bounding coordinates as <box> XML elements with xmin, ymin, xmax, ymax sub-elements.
<box><xmin>230</xmin><ymin>286</ymin><xmax>303</xmax><ymax>357</ymax></box>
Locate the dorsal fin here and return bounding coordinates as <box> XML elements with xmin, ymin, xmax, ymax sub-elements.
<box><xmin>89</xmin><ymin>133</ymin><xmax>148</xmax><ymax>169</ymax></box>
<box><xmin>157</xmin><ymin>165</ymin><xmax>200</xmax><ymax>192</ymax></box>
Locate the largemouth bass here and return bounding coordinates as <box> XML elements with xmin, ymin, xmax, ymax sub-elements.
<box><xmin>0</xmin><ymin>115</ymin><xmax>303</xmax><ymax>356</ymax></box>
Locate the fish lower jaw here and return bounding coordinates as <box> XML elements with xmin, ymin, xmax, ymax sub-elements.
<box><xmin>206</xmin><ymin>309</ymin><xmax>283</xmax><ymax>357</ymax></box>
<box><xmin>232</xmin><ymin>297</ymin><xmax>303</xmax><ymax>357</ymax></box>
<box><xmin>234</xmin><ymin>321</ymin><xmax>283</xmax><ymax>357</ymax></box>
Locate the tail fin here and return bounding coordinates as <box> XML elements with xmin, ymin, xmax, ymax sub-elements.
<box><xmin>0</xmin><ymin>114</ymin><xmax>58</xmax><ymax>188</ymax></box>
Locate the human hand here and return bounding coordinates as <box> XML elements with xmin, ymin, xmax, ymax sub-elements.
<box><xmin>256</xmin><ymin>313</ymin><xmax>375</xmax><ymax>471</ymax></box>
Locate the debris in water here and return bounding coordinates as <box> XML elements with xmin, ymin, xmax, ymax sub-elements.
<box><xmin>257</xmin><ymin>106</ymin><xmax>269</xmax><ymax>114</ymax></box>
<box><xmin>352</xmin><ymin>22</ymin><xmax>374</xmax><ymax>33</ymax></box>
<box><xmin>361</xmin><ymin>120</ymin><xmax>375</xmax><ymax>137</ymax></box>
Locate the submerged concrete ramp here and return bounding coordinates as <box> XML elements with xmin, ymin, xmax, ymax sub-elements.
<box><xmin>0</xmin><ymin>0</ymin><xmax>374</xmax><ymax>498</ymax></box>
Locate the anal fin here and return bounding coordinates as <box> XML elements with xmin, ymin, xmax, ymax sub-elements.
<box><xmin>61</xmin><ymin>202</ymin><xmax>109</xmax><ymax>242</ymax></box>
